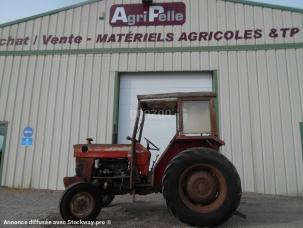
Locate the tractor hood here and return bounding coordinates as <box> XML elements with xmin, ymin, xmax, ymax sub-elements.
<box><xmin>73</xmin><ymin>144</ymin><xmax>131</xmax><ymax>159</ymax></box>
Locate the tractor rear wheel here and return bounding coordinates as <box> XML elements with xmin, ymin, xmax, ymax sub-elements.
<box><xmin>59</xmin><ymin>182</ymin><xmax>102</xmax><ymax>221</ymax></box>
<box><xmin>163</xmin><ymin>148</ymin><xmax>241</xmax><ymax>227</ymax></box>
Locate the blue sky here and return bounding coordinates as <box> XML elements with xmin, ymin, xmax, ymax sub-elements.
<box><xmin>0</xmin><ymin>0</ymin><xmax>302</xmax><ymax>24</ymax></box>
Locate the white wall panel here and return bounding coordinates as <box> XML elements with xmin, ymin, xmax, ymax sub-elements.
<box><xmin>237</xmin><ymin>51</ymin><xmax>255</xmax><ymax>192</ymax></box>
<box><xmin>263</xmin><ymin>8</ymin><xmax>274</xmax><ymax>45</ymax></box>
<box><xmin>39</xmin><ymin>55</ymin><xmax>60</xmax><ymax>189</ymax></box>
<box><xmin>254</xmin><ymin>6</ymin><xmax>265</xmax><ymax>45</ymax></box>
<box><xmin>226</xmin><ymin>1</ymin><xmax>236</xmax><ymax>46</ymax></box>
<box><xmin>276</xmin><ymin>50</ymin><xmax>298</xmax><ymax>195</ymax></box>
<box><xmin>256</xmin><ymin>51</ymin><xmax>275</xmax><ymax>194</ymax></box>
<box><xmin>286</xmin><ymin>49</ymin><xmax>303</xmax><ymax>194</ymax></box>
<box><xmin>6</xmin><ymin>25</ymin><xmax>17</xmax><ymax>52</ymax></box>
<box><xmin>208</xmin><ymin>0</ymin><xmax>218</xmax><ymax>46</ymax></box>
<box><xmin>38</xmin><ymin>17</ymin><xmax>50</xmax><ymax>50</ymax></box>
<box><xmin>25</xmin><ymin>56</ymin><xmax>44</xmax><ymax>188</ymax></box>
<box><xmin>4</xmin><ymin>56</ymin><xmax>21</xmax><ymax>187</ymax></box>
<box><xmin>218</xmin><ymin>52</ymin><xmax>232</xmax><ymax>161</ymax></box>
<box><xmin>228</xmin><ymin>52</ymin><xmax>244</xmax><ymax>187</ymax></box>
<box><xmin>137</xmin><ymin>53</ymin><xmax>146</xmax><ymax>71</ymax></box>
<box><xmin>34</xmin><ymin>55</ymin><xmax>53</xmax><ymax>189</ymax></box>
<box><xmin>15</xmin><ymin>22</ymin><xmax>25</xmax><ymax>52</ymax></box>
<box><xmin>46</xmin><ymin>15</ymin><xmax>58</xmax><ymax>51</ymax></box>
<box><xmin>21</xmin><ymin>56</ymin><xmax>38</xmax><ymax>188</ymax></box>
<box><xmin>48</xmin><ymin>55</ymin><xmax>68</xmax><ymax>190</ymax></box>
<box><xmin>296</xmin><ymin>49</ymin><xmax>303</xmax><ymax>130</ymax></box>
<box><xmin>266</xmin><ymin>50</ymin><xmax>287</xmax><ymax>195</ymax></box>
<box><xmin>30</xmin><ymin>18</ymin><xmax>42</xmax><ymax>51</ymax></box>
<box><xmin>295</xmin><ymin>49</ymin><xmax>303</xmax><ymax>193</ymax></box>
<box><xmin>11</xmin><ymin>56</ymin><xmax>28</xmax><ymax>187</ymax></box>
<box><xmin>57</xmin><ymin>56</ymin><xmax>77</xmax><ymax>189</ymax></box>
<box><xmin>235</xmin><ymin>4</ymin><xmax>245</xmax><ymax>46</ymax></box>
<box><xmin>88</xmin><ymin>55</ymin><xmax>102</xmax><ymax>140</ymax></box>
<box><xmin>97</xmin><ymin>54</ymin><xmax>111</xmax><ymax>142</ymax></box>
<box><xmin>246</xmin><ymin>51</ymin><xmax>265</xmax><ymax>193</ymax></box>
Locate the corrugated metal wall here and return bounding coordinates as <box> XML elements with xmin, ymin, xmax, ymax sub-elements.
<box><xmin>1</xmin><ymin>0</ymin><xmax>303</xmax><ymax>52</ymax></box>
<box><xmin>0</xmin><ymin>0</ymin><xmax>302</xmax><ymax>195</ymax></box>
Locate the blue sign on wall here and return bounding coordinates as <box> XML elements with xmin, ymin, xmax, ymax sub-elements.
<box><xmin>22</xmin><ymin>137</ymin><xmax>32</xmax><ymax>146</ymax></box>
<box><xmin>23</xmin><ymin>127</ymin><xmax>33</xmax><ymax>138</ymax></box>
<box><xmin>22</xmin><ymin>126</ymin><xmax>33</xmax><ymax>147</ymax></box>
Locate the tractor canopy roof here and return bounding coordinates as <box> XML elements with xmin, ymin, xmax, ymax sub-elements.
<box><xmin>137</xmin><ymin>92</ymin><xmax>216</xmax><ymax>115</ymax></box>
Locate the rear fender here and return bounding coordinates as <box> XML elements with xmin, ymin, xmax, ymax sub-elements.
<box><xmin>152</xmin><ymin>135</ymin><xmax>224</xmax><ymax>190</ymax></box>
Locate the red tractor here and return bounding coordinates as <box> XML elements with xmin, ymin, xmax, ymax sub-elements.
<box><xmin>59</xmin><ymin>92</ymin><xmax>241</xmax><ymax>227</ymax></box>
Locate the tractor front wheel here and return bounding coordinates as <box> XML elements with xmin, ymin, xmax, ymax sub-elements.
<box><xmin>163</xmin><ymin>148</ymin><xmax>241</xmax><ymax>227</ymax></box>
<box><xmin>59</xmin><ymin>182</ymin><xmax>102</xmax><ymax>221</ymax></box>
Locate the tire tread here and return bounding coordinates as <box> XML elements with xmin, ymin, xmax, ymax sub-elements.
<box><xmin>162</xmin><ymin>147</ymin><xmax>241</xmax><ymax>227</ymax></box>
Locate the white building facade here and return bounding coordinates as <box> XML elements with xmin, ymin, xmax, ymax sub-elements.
<box><xmin>0</xmin><ymin>0</ymin><xmax>302</xmax><ymax>196</ymax></box>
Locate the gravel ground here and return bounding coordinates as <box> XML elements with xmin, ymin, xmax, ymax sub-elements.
<box><xmin>0</xmin><ymin>187</ymin><xmax>303</xmax><ymax>228</ymax></box>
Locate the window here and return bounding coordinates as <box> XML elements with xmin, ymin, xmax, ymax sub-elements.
<box><xmin>182</xmin><ymin>100</ymin><xmax>211</xmax><ymax>134</ymax></box>
<box><xmin>0</xmin><ymin>133</ymin><xmax>4</xmax><ymax>175</ymax></box>
<box><xmin>0</xmin><ymin>136</ymin><xmax>3</xmax><ymax>153</ymax></box>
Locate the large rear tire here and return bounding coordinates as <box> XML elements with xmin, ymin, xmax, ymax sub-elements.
<box><xmin>163</xmin><ymin>148</ymin><xmax>241</xmax><ymax>227</ymax></box>
<box><xmin>59</xmin><ymin>182</ymin><xmax>102</xmax><ymax>221</ymax></box>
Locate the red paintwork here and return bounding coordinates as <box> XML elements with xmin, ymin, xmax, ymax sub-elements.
<box><xmin>74</xmin><ymin>144</ymin><xmax>131</xmax><ymax>159</ymax></box>
<box><xmin>71</xmin><ymin>136</ymin><xmax>223</xmax><ymax>189</ymax></box>
<box><xmin>63</xmin><ymin>176</ymin><xmax>85</xmax><ymax>188</ymax></box>
<box><xmin>152</xmin><ymin>135</ymin><xmax>225</xmax><ymax>188</ymax></box>
<box><xmin>73</xmin><ymin>143</ymin><xmax>151</xmax><ymax>176</ymax></box>
<box><xmin>135</xmin><ymin>144</ymin><xmax>151</xmax><ymax>176</ymax></box>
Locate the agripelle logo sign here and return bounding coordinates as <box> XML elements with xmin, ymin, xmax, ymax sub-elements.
<box><xmin>109</xmin><ymin>2</ymin><xmax>186</xmax><ymax>27</ymax></box>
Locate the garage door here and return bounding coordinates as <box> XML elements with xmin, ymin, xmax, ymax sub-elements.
<box><xmin>118</xmin><ymin>72</ymin><xmax>212</xmax><ymax>166</ymax></box>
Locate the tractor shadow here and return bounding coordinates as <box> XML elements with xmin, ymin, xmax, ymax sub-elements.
<box><xmin>224</xmin><ymin>193</ymin><xmax>303</xmax><ymax>227</ymax></box>
<box><xmin>44</xmin><ymin>193</ymin><xmax>303</xmax><ymax>227</ymax></box>
<box><xmin>100</xmin><ymin>197</ymin><xmax>186</xmax><ymax>227</ymax></box>
<box><xmin>101</xmin><ymin>193</ymin><xmax>303</xmax><ymax>227</ymax></box>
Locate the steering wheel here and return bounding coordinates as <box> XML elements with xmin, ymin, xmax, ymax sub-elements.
<box><xmin>144</xmin><ymin>137</ymin><xmax>160</xmax><ymax>151</ymax></box>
